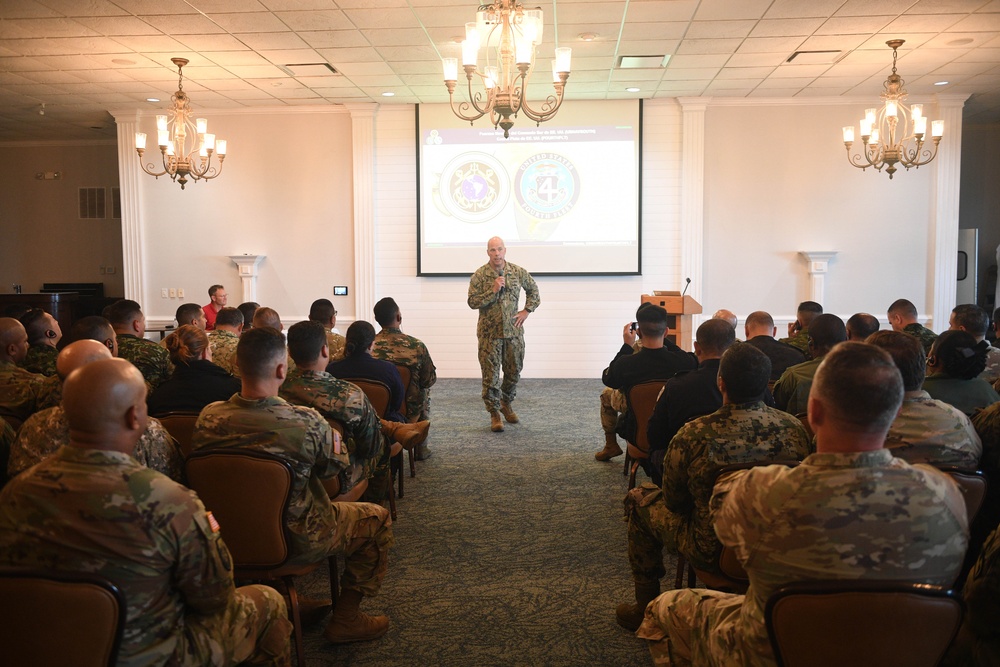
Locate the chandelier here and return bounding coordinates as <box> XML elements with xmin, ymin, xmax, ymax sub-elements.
<box><xmin>442</xmin><ymin>1</ymin><xmax>572</xmax><ymax>138</ymax></box>
<box><xmin>134</xmin><ymin>58</ymin><xmax>227</xmax><ymax>190</ymax></box>
<box><xmin>842</xmin><ymin>40</ymin><xmax>943</xmax><ymax>180</ymax></box>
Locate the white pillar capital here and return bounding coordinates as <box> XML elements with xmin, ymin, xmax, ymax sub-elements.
<box><xmin>229</xmin><ymin>254</ymin><xmax>266</xmax><ymax>303</ymax></box>
<box><xmin>799</xmin><ymin>251</ymin><xmax>837</xmax><ymax>305</ymax></box>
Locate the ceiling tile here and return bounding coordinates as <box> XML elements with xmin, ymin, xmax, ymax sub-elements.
<box><xmin>736</xmin><ymin>36</ymin><xmax>806</xmax><ymax>53</ymax></box>
<box><xmin>208</xmin><ymin>12</ymin><xmax>289</xmax><ymax>33</ymax></box>
<box><xmin>258</xmin><ymin>48</ymin><xmax>324</xmax><ymax>64</ymax></box>
<box><xmin>750</xmin><ymin>17</ymin><xmax>826</xmax><ymax>37</ymax></box>
<box><xmin>0</xmin><ymin>1</ymin><xmax>61</xmax><ymax>20</ymax></box>
<box><xmin>667</xmin><ymin>53</ymin><xmax>731</xmax><ymax>68</ymax></box>
<box><xmin>112</xmin><ymin>35</ymin><xmax>191</xmax><ymax>53</ymax></box>
<box><xmin>836</xmin><ymin>0</ymin><xmax>923</xmax><ymax>17</ymax></box>
<box><xmin>884</xmin><ymin>13</ymin><xmax>964</xmax><ymax>32</ymax></box>
<box><xmin>715</xmin><ymin>65</ymin><xmax>777</xmax><ymax>79</ymax></box>
<box><xmin>815</xmin><ymin>15</ymin><xmax>896</xmax><ymax>34</ymax></box>
<box><xmin>621</xmin><ymin>22</ymin><xmax>689</xmax><ymax>41</ymax></box>
<box><xmin>341</xmin><ymin>8</ymin><xmax>421</xmax><ymax>29</ymax></box>
<box><xmin>141</xmin><ymin>14</ymin><xmax>227</xmax><ymax>35</ymax></box>
<box><xmin>175</xmin><ymin>34</ymin><xmax>251</xmax><ymax>51</ymax></box>
<box><xmin>626</xmin><ymin>1</ymin><xmax>699</xmax><ymax>23</ymax></box>
<box><xmin>694</xmin><ymin>0</ymin><xmax>773</xmax><ymax>20</ymax></box>
<box><xmin>0</xmin><ymin>18</ymin><xmax>100</xmax><ymax>39</ymax></box>
<box><xmin>236</xmin><ymin>32</ymin><xmax>310</xmax><ymax>50</ymax></box>
<box><xmin>676</xmin><ymin>38</ymin><xmax>743</xmax><ymax>55</ymax></box>
<box><xmin>339</xmin><ymin>74</ymin><xmax>404</xmax><ymax>86</ymax></box>
<box><xmin>203</xmin><ymin>51</ymin><xmax>271</xmax><ymax>66</ymax></box>
<box><xmin>299</xmin><ymin>30</ymin><xmax>373</xmax><ymax>49</ymax></box>
<box><xmin>333</xmin><ymin>61</ymin><xmax>396</xmax><ymax>76</ymax></box>
<box><xmin>315</xmin><ymin>46</ymin><xmax>386</xmax><ymax>63</ymax></box>
<box><xmin>725</xmin><ymin>52</ymin><xmax>788</xmax><ymax>67</ymax></box>
<box><xmin>686</xmin><ymin>19</ymin><xmax>757</xmax><ymax>39</ymax></box>
<box><xmin>223</xmin><ymin>64</ymin><xmax>290</xmax><ymax>78</ymax></box>
<box><xmin>274</xmin><ymin>9</ymin><xmax>352</xmax><ymax>31</ymax></box>
<box><xmin>770</xmin><ymin>64</ymin><xmax>831</xmax><ymax>77</ymax></box>
<box><xmin>375</xmin><ymin>45</ymin><xmax>440</xmax><ymax>61</ymax></box>
<box><xmin>73</xmin><ymin>16</ymin><xmax>162</xmax><ymax>35</ymax></box>
<box><xmin>796</xmin><ymin>35</ymin><xmax>869</xmax><ymax>51</ymax></box>
<box><xmin>765</xmin><ymin>0</ymin><xmax>846</xmax><ymax>19</ymax></box>
<box><xmin>908</xmin><ymin>0</ymin><xmax>993</xmax><ymax>13</ymax></box>
<box><xmin>361</xmin><ymin>28</ymin><xmax>430</xmax><ymax>47</ymax></box>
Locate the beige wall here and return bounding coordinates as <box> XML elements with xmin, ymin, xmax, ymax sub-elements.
<box><xmin>0</xmin><ymin>142</ymin><xmax>123</xmax><ymax>297</ymax></box>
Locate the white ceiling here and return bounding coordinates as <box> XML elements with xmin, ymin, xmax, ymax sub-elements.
<box><xmin>2</xmin><ymin>0</ymin><xmax>1000</xmax><ymax>141</ymax></box>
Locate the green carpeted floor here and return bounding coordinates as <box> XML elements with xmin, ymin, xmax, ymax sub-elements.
<box><xmin>293</xmin><ymin>378</ymin><xmax>674</xmax><ymax>666</ymax></box>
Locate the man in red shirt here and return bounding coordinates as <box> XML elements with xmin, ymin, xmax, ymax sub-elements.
<box><xmin>203</xmin><ymin>284</ymin><xmax>228</xmax><ymax>330</ymax></box>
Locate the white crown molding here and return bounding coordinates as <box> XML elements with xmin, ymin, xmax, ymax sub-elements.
<box><xmin>0</xmin><ymin>139</ymin><xmax>117</xmax><ymax>148</ymax></box>
<box><xmin>109</xmin><ymin>104</ymin><xmax>350</xmax><ymax>121</ymax></box>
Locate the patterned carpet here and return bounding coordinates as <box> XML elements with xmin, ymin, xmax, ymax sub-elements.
<box><xmin>292</xmin><ymin>378</ymin><xmax>671</xmax><ymax>666</ymax></box>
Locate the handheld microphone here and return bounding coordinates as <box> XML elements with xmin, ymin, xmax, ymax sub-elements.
<box><xmin>681</xmin><ymin>277</ymin><xmax>691</xmax><ymax>296</ymax></box>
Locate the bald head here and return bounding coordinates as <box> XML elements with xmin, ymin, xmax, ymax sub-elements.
<box><xmin>62</xmin><ymin>358</ymin><xmax>147</xmax><ymax>452</ymax></box>
<box><xmin>0</xmin><ymin>317</ymin><xmax>29</xmax><ymax>364</ymax></box>
<box><xmin>252</xmin><ymin>307</ymin><xmax>282</xmax><ymax>331</ymax></box>
<box><xmin>56</xmin><ymin>340</ymin><xmax>113</xmax><ymax>381</ymax></box>
<box><xmin>712</xmin><ymin>309</ymin><xmax>738</xmax><ymax>329</ymax></box>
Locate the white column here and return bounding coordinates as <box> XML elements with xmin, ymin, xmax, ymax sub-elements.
<box><xmin>345</xmin><ymin>103</ymin><xmax>378</xmax><ymax>322</ymax></box>
<box><xmin>799</xmin><ymin>251</ymin><xmax>838</xmax><ymax>306</ymax></box>
<box><xmin>113</xmin><ymin>114</ymin><xmax>145</xmax><ymax>301</ymax></box>
<box><xmin>930</xmin><ymin>93</ymin><xmax>969</xmax><ymax>330</ymax></box>
<box><xmin>678</xmin><ymin>98</ymin><xmax>709</xmax><ymax>306</ymax></box>
<box><xmin>228</xmin><ymin>255</ymin><xmax>266</xmax><ymax>303</ymax></box>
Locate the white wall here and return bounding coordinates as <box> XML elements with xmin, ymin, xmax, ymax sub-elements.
<box><xmin>0</xmin><ymin>142</ymin><xmax>124</xmax><ymax>296</ymax></box>
<box><xmin>109</xmin><ymin>97</ymin><xmax>955</xmax><ymax>376</ymax></box>
<box><xmin>703</xmin><ymin>102</ymin><xmax>935</xmax><ymax>325</ymax></box>
<box><xmin>135</xmin><ymin>108</ymin><xmax>355</xmax><ymax>323</ymax></box>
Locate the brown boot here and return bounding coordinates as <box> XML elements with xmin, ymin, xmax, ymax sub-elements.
<box><xmin>324</xmin><ymin>589</ymin><xmax>390</xmax><ymax>644</ymax></box>
<box><xmin>490</xmin><ymin>410</ymin><xmax>504</xmax><ymax>432</ymax></box>
<box><xmin>381</xmin><ymin>419</ymin><xmax>429</xmax><ymax>450</ymax></box>
<box><xmin>595</xmin><ymin>433</ymin><xmax>624</xmax><ymax>461</ymax></box>
<box><xmin>615</xmin><ymin>582</ymin><xmax>660</xmax><ymax>632</ymax></box>
<box><xmin>499</xmin><ymin>402</ymin><xmax>519</xmax><ymax>423</ymax></box>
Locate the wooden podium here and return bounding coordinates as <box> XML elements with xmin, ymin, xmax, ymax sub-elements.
<box><xmin>640</xmin><ymin>294</ymin><xmax>702</xmax><ymax>351</ymax></box>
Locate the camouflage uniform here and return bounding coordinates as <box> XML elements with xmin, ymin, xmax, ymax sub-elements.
<box><xmin>981</xmin><ymin>344</ymin><xmax>1000</xmax><ymax>384</ymax></box>
<box><xmin>117</xmin><ymin>333</ymin><xmax>171</xmax><ymax>390</ymax></box>
<box><xmin>958</xmin><ymin>523</ymin><xmax>1000</xmax><ymax>665</ymax></box>
<box><xmin>637</xmin><ymin>450</ymin><xmax>968</xmax><ymax>667</ymax></box>
<box><xmin>886</xmin><ymin>390</ymin><xmax>982</xmax><ymax>468</ymax></box>
<box><xmin>20</xmin><ymin>344</ymin><xmax>58</xmax><ymax>376</ymax></box>
<box><xmin>600</xmin><ymin>387</ymin><xmax>630</xmax><ymax>434</ymax></box>
<box><xmin>973</xmin><ymin>402</ymin><xmax>1000</xmax><ymax>479</ymax></box>
<box><xmin>777</xmin><ymin>327</ymin><xmax>809</xmax><ymax>357</ymax></box>
<box><xmin>193</xmin><ymin>394</ymin><xmax>393</xmax><ymax>594</ymax></box>
<box><xmin>325</xmin><ymin>327</ymin><xmax>347</xmax><ymax>363</ymax></box>
<box><xmin>372</xmin><ymin>326</ymin><xmax>437</xmax><ymax>421</ymax></box>
<box><xmin>0</xmin><ymin>360</ymin><xmax>46</xmax><ymax>423</ymax></box>
<box><xmin>625</xmin><ymin>401</ymin><xmax>812</xmax><ymax>578</ymax></box>
<box><xmin>8</xmin><ymin>406</ymin><xmax>184</xmax><ymax>482</ymax></box>
<box><xmin>771</xmin><ymin>357</ymin><xmax>823</xmax><ymax>416</ymax></box>
<box><xmin>35</xmin><ymin>373</ymin><xmax>61</xmax><ymax>410</ymax></box>
<box><xmin>279</xmin><ymin>368</ymin><xmax>390</xmax><ymax>504</ymax></box>
<box><xmin>903</xmin><ymin>321</ymin><xmax>939</xmax><ymax>354</ymax></box>
<box><xmin>0</xmin><ymin>417</ymin><xmax>14</xmax><ymax>487</ymax></box>
<box><xmin>208</xmin><ymin>329</ymin><xmax>241</xmax><ymax>377</ymax></box>
<box><xmin>0</xmin><ymin>445</ymin><xmax>292</xmax><ymax>666</ymax></box>
<box><xmin>467</xmin><ymin>261</ymin><xmax>540</xmax><ymax>411</ymax></box>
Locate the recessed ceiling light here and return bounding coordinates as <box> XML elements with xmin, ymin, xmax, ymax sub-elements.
<box><xmin>146</xmin><ymin>97</ymin><xmax>160</xmax><ymax>103</ymax></box>
<box><xmin>625</xmin><ymin>87</ymin><xmax>640</xmax><ymax>92</ymax></box>
<box><xmin>948</xmin><ymin>38</ymin><xmax>974</xmax><ymax>46</ymax></box>
<box><xmin>934</xmin><ymin>81</ymin><xmax>950</xmax><ymax>86</ymax></box>
<box><xmin>579</xmin><ymin>33</ymin><xmax>597</xmax><ymax>42</ymax></box>
<box><xmin>111</xmin><ymin>58</ymin><xmax>135</xmax><ymax>66</ymax></box>
<box><xmin>381</xmin><ymin>91</ymin><xmax>395</xmax><ymax>97</ymax></box>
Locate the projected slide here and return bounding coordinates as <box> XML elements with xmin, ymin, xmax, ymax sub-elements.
<box><xmin>417</xmin><ymin>100</ymin><xmax>641</xmax><ymax>276</ymax></box>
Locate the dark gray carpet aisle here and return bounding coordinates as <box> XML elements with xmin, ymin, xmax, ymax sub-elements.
<box><xmin>295</xmin><ymin>378</ymin><xmax>672</xmax><ymax>666</ymax></box>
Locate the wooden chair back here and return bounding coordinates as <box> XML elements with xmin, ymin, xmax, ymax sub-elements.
<box><xmin>938</xmin><ymin>467</ymin><xmax>987</xmax><ymax>526</ymax></box>
<box><xmin>0</xmin><ymin>568</ymin><xmax>126</xmax><ymax>667</ymax></box>
<box><xmin>766</xmin><ymin>581</ymin><xmax>963</xmax><ymax>667</ymax></box>
<box><xmin>156</xmin><ymin>411</ymin><xmax>200</xmax><ymax>458</ymax></box>
<box><xmin>185</xmin><ymin>449</ymin><xmax>293</xmax><ymax>569</ymax></box>
<box><xmin>626</xmin><ymin>380</ymin><xmax>666</xmax><ymax>453</ymax></box>
<box><xmin>344</xmin><ymin>378</ymin><xmax>391</xmax><ymax>419</ymax></box>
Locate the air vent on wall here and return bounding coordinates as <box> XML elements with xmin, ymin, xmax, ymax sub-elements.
<box><xmin>79</xmin><ymin>188</ymin><xmax>106</xmax><ymax>219</ymax></box>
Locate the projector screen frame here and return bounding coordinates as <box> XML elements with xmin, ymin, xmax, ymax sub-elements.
<box><xmin>415</xmin><ymin>101</ymin><xmax>644</xmax><ymax>277</ymax></box>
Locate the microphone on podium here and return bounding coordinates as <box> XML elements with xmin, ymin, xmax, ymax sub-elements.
<box><xmin>681</xmin><ymin>277</ymin><xmax>691</xmax><ymax>296</ymax></box>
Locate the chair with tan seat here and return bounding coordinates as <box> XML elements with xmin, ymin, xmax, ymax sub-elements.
<box><xmin>156</xmin><ymin>410</ymin><xmax>200</xmax><ymax>457</ymax></box>
<box><xmin>765</xmin><ymin>581</ymin><xmax>963</xmax><ymax>667</ymax></box>
<box><xmin>343</xmin><ymin>377</ymin><xmax>410</xmax><ymax>496</ymax></box>
<box><xmin>0</xmin><ymin>567</ymin><xmax>126</xmax><ymax>667</ymax></box>
<box><xmin>185</xmin><ymin>448</ymin><xmax>337</xmax><ymax>667</ymax></box>
<box><xmin>324</xmin><ymin>416</ymin><xmax>398</xmax><ymax>521</ymax></box>
<box><xmin>623</xmin><ymin>379</ymin><xmax>667</xmax><ymax>489</ymax></box>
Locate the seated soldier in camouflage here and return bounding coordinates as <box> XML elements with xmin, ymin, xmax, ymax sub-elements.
<box><xmin>0</xmin><ymin>417</ymin><xmax>14</xmax><ymax>487</ymax></box>
<box><xmin>282</xmin><ymin>321</ymin><xmax>429</xmax><ymax>504</ymax></box>
<box><xmin>193</xmin><ymin>327</ymin><xmax>395</xmax><ymax>643</ymax></box>
<box><xmin>888</xmin><ymin>297</ymin><xmax>939</xmax><ymax>354</ymax></box>
<box><xmin>310</xmin><ymin>299</ymin><xmax>347</xmax><ymax>362</ymax></box>
<box><xmin>372</xmin><ymin>298</ymin><xmax>437</xmax><ymax>453</ymax></box>
<box><xmin>638</xmin><ymin>343</ymin><xmax>968</xmax><ymax>666</ymax></box>
<box><xmin>617</xmin><ymin>343</ymin><xmax>812</xmax><ymax>631</ymax></box>
<box><xmin>107</xmin><ymin>298</ymin><xmax>170</xmax><ymax>390</ymax></box>
<box><xmin>772</xmin><ymin>313</ymin><xmax>847</xmax><ymax>416</ymax></box>
<box><xmin>208</xmin><ymin>306</ymin><xmax>244</xmax><ymax>377</ymax></box>
<box><xmin>18</xmin><ymin>308</ymin><xmax>62</xmax><ymax>376</ymax></box>
<box><xmin>33</xmin><ymin>315</ymin><xmax>120</xmax><ymax>412</ymax></box>
<box><xmin>0</xmin><ymin>317</ymin><xmax>47</xmax><ymax>425</ymax></box>
<box><xmin>0</xmin><ymin>357</ymin><xmax>292</xmax><ymax>665</ymax></box>
<box><xmin>869</xmin><ymin>330</ymin><xmax>982</xmax><ymax>468</ymax></box>
<box><xmin>950</xmin><ymin>303</ymin><xmax>1000</xmax><ymax>384</ymax></box>
<box><xmin>9</xmin><ymin>340</ymin><xmax>184</xmax><ymax>482</ymax></box>
<box><xmin>778</xmin><ymin>300</ymin><xmax>823</xmax><ymax>356</ymax></box>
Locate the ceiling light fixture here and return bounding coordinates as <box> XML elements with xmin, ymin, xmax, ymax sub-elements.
<box><xmin>442</xmin><ymin>0</ymin><xmax>571</xmax><ymax>138</ymax></box>
<box><xmin>134</xmin><ymin>58</ymin><xmax>227</xmax><ymax>190</ymax></box>
<box><xmin>841</xmin><ymin>40</ymin><xmax>943</xmax><ymax>180</ymax></box>
<box><xmin>145</xmin><ymin>97</ymin><xmax>160</xmax><ymax>102</ymax></box>
<box><xmin>381</xmin><ymin>91</ymin><xmax>395</xmax><ymax>97</ymax></box>
<box><xmin>579</xmin><ymin>33</ymin><xmax>597</xmax><ymax>42</ymax></box>
<box><xmin>935</xmin><ymin>81</ymin><xmax>949</xmax><ymax>86</ymax></box>
<box><xmin>625</xmin><ymin>87</ymin><xmax>640</xmax><ymax>93</ymax></box>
